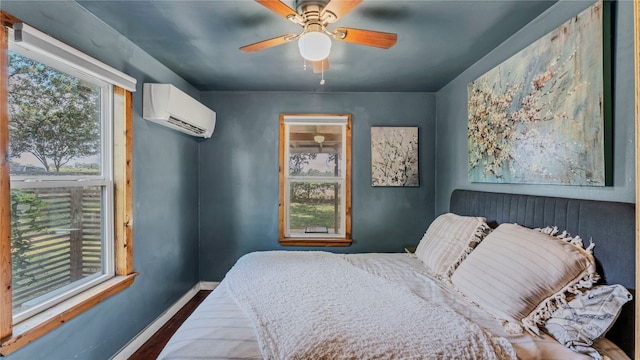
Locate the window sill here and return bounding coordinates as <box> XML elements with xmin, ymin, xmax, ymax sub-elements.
<box><xmin>279</xmin><ymin>238</ymin><xmax>352</xmax><ymax>247</ymax></box>
<box><xmin>0</xmin><ymin>273</ymin><xmax>138</xmax><ymax>356</ymax></box>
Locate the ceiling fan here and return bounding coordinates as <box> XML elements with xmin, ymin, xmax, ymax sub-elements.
<box><xmin>240</xmin><ymin>0</ymin><xmax>398</xmax><ymax>76</ymax></box>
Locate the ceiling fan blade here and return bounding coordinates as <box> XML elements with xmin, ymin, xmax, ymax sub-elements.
<box><xmin>334</xmin><ymin>27</ymin><xmax>397</xmax><ymax>49</ymax></box>
<box><xmin>240</xmin><ymin>34</ymin><xmax>296</xmax><ymax>53</ymax></box>
<box><xmin>312</xmin><ymin>59</ymin><xmax>329</xmax><ymax>74</ymax></box>
<box><xmin>322</xmin><ymin>0</ymin><xmax>363</xmax><ymax>21</ymax></box>
<box><xmin>256</xmin><ymin>0</ymin><xmax>298</xmax><ymax>19</ymax></box>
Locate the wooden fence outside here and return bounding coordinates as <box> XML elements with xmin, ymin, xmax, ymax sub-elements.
<box><xmin>11</xmin><ymin>187</ymin><xmax>102</xmax><ymax>311</ymax></box>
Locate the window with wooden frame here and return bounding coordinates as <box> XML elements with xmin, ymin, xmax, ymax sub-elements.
<box><xmin>0</xmin><ymin>15</ymin><xmax>136</xmax><ymax>355</ymax></box>
<box><xmin>279</xmin><ymin>114</ymin><xmax>351</xmax><ymax>246</ymax></box>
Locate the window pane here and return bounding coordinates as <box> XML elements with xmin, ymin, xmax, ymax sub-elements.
<box><xmin>288</xmin><ymin>124</ymin><xmax>342</xmax><ymax>177</ymax></box>
<box><xmin>8</xmin><ymin>50</ymin><xmax>102</xmax><ymax>176</ymax></box>
<box><xmin>289</xmin><ymin>181</ymin><xmax>342</xmax><ymax>235</ymax></box>
<box><xmin>10</xmin><ymin>187</ymin><xmax>104</xmax><ymax>316</ymax></box>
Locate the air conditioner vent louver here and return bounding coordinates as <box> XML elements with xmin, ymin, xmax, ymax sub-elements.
<box><xmin>142</xmin><ymin>83</ymin><xmax>216</xmax><ymax>138</ymax></box>
<box><xmin>167</xmin><ymin>116</ymin><xmax>206</xmax><ymax>135</ymax></box>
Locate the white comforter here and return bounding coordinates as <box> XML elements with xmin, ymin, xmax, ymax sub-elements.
<box><xmin>225</xmin><ymin>251</ymin><xmax>517</xmax><ymax>360</ymax></box>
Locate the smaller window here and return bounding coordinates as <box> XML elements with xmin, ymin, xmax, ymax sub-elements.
<box><xmin>278</xmin><ymin>114</ymin><xmax>351</xmax><ymax>246</ymax></box>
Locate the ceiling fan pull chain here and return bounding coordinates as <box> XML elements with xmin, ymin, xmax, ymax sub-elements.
<box><xmin>303</xmin><ymin>58</ymin><xmax>307</xmax><ymax>71</ymax></box>
<box><xmin>320</xmin><ymin>61</ymin><xmax>326</xmax><ymax>85</ymax></box>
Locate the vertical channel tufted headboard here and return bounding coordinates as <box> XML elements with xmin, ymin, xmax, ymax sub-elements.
<box><xmin>450</xmin><ymin>189</ymin><xmax>635</xmax><ymax>357</ymax></box>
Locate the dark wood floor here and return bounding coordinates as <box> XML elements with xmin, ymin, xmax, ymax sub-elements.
<box><xmin>128</xmin><ymin>290</ymin><xmax>212</xmax><ymax>360</ymax></box>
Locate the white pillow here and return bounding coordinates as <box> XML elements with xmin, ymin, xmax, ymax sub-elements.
<box><xmin>450</xmin><ymin>223</ymin><xmax>599</xmax><ymax>335</ymax></box>
<box><xmin>414</xmin><ymin>213</ymin><xmax>489</xmax><ymax>279</ymax></box>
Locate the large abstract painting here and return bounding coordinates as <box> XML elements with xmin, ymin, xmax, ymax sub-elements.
<box><xmin>371</xmin><ymin>127</ymin><xmax>419</xmax><ymax>187</ymax></box>
<box><xmin>467</xmin><ymin>0</ymin><xmax>610</xmax><ymax>186</ymax></box>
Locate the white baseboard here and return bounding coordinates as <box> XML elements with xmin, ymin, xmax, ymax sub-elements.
<box><xmin>111</xmin><ymin>281</ymin><xmax>219</xmax><ymax>360</ymax></box>
<box><xmin>200</xmin><ymin>281</ymin><xmax>219</xmax><ymax>290</ymax></box>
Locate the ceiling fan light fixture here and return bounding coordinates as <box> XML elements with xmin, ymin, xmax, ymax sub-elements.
<box><xmin>298</xmin><ymin>32</ymin><xmax>331</xmax><ymax>61</ymax></box>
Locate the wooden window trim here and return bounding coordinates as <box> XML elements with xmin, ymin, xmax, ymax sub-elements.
<box><xmin>634</xmin><ymin>1</ymin><xmax>639</xmax><ymax>359</ymax></box>
<box><xmin>278</xmin><ymin>113</ymin><xmax>352</xmax><ymax>247</ymax></box>
<box><xmin>0</xmin><ymin>18</ymin><xmax>136</xmax><ymax>355</ymax></box>
<box><xmin>278</xmin><ymin>238</ymin><xmax>352</xmax><ymax>247</ymax></box>
<box><xmin>0</xmin><ymin>274</ymin><xmax>137</xmax><ymax>355</ymax></box>
<box><xmin>1</xmin><ymin>20</ymin><xmax>12</xmax><ymax>345</ymax></box>
<box><xmin>113</xmin><ymin>86</ymin><xmax>135</xmax><ymax>275</ymax></box>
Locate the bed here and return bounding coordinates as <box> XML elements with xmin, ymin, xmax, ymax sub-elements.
<box><xmin>158</xmin><ymin>190</ymin><xmax>635</xmax><ymax>359</ymax></box>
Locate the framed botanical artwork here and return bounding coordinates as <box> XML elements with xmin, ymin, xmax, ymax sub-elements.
<box><xmin>371</xmin><ymin>126</ymin><xmax>419</xmax><ymax>187</ymax></box>
<box><xmin>467</xmin><ymin>0</ymin><xmax>611</xmax><ymax>186</ymax></box>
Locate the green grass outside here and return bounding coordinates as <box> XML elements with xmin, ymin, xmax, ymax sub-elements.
<box><xmin>289</xmin><ymin>202</ymin><xmax>339</xmax><ymax>230</ymax></box>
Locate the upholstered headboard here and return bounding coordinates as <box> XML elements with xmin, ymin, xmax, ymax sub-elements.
<box><xmin>450</xmin><ymin>189</ymin><xmax>635</xmax><ymax>357</ymax></box>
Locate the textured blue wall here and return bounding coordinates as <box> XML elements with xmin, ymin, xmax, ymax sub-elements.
<box><xmin>1</xmin><ymin>0</ymin><xmax>635</xmax><ymax>358</ymax></box>
<box><xmin>198</xmin><ymin>92</ymin><xmax>436</xmax><ymax>280</ymax></box>
<box><xmin>2</xmin><ymin>2</ymin><xmax>202</xmax><ymax>359</ymax></box>
<box><xmin>435</xmin><ymin>0</ymin><xmax>635</xmax><ymax>214</ymax></box>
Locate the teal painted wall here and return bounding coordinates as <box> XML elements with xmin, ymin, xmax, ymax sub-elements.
<box><xmin>0</xmin><ymin>0</ymin><xmax>635</xmax><ymax>358</ymax></box>
<box><xmin>435</xmin><ymin>0</ymin><xmax>635</xmax><ymax>214</ymax></box>
<box><xmin>198</xmin><ymin>92</ymin><xmax>436</xmax><ymax>280</ymax></box>
<box><xmin>2</xmin><ymin>2</ymin><xmax>202</xmax><ymax>359</ymax></box>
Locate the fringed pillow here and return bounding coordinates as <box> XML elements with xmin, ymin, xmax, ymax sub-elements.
<box><xmin>414</xmin><ymin>213</ymin><xmax>490</xmax><ymax>279</ymax></box>
<box><xmin>450</xmin><ymin>223</ymin><xmax>599</xmax><ymax>335</ymax></box>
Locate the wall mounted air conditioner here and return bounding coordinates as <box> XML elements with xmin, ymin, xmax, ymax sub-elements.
<box><xmin>143</xmin><ymin>83</ymin><xmax>216</xmax><ymax>138</ymax></box>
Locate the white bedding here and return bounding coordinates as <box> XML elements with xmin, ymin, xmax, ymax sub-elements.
<box><xmin>225</xmin><ymin>251</ymin><xmax>515</xmax><ymax>360</ymax></box>
<box><xmin>158</xmin><ymin>252</ymin><xmax>630</xmax><ymax>360</ymax></box>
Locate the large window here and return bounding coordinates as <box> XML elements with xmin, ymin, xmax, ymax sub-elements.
<box><xmin>278</xmin><ymin>114</ymin><xmax>351</xmax><ymax>246</ymax></box>
<box><xmin>8</xmin><ymin>47</ymin><xmax>114</xmax><ymax>323</ymax></box>
<box><xmin>1</xmin><ymin>20</ymin><xmax>136</xmax><ymax>355</ymax></box>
